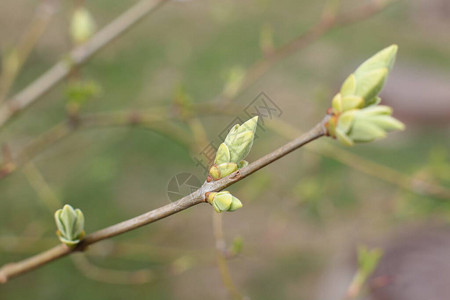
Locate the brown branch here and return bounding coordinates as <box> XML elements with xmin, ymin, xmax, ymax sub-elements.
<box><xmin>0</xmin><ymin>116</ymin><xmax>328</xmax><ymax>283</ymax></box>
<box><xmin>4</xmin><ymin>100</ymin><xmax>449</xmax><ymax>201</ymax></box>
<box><xmin>0</xmin><ymin>0</ymin><xmax>168</xmax><ymax>128</ymax></box>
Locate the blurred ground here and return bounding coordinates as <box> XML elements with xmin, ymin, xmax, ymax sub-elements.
<box><xmin>0</xmin><ymin>0</ymin><xmax>450</xmax><ymax>299</ymax></box>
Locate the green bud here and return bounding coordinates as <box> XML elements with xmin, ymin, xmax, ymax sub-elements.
<box><xmin>70</xmin><ymin>7</ymin><xmax>96</xmax><ymax>44</ymax></box>
<box><xmin>54</xmin><ymin>204</ymin><xmax>85</xmax><ymax>246</ymax></box>
<box><xmin>237</xmin><ymin>160</ymin><xmax>248</xmax><ymax>169</ymax></box>
<box><xmin>209</xmin><ymin>162</ymin><xmax>238</xmax><ymax>180</ymax></box>
<box><xmin>326</xmin><ymin>45</ymin><xmax>404</xmax><ymax>145</ymax></box>
<box><xmin>333</xmin><ymin>45</ymin><xmax>398</xmax><ymax>113</ymax></box>
<box><xmin>223</xmin><ymin>116</ymin><xmax>258</xmax><ymax>163</ymax></box>
<box><xmin>327</xmin><ymin>105</ymin><xmax>405</xmax><ymax>146</ymax></box>
<box><xmin>210</xmin><ymin>116</ymin><xmax>258</xmax><ymax>180</ymax></box>
<box><xmin>207</xmin><ymin>191</ymin><xmax>243</xmax><ymax>213</ymax></box>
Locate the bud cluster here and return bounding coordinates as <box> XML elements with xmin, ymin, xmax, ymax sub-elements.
<box><xmin>209</xmin><ymin>116</ymin><xmax>258</xmax><ymax>180</ymax></box>
<box><xmin>326</xmin><ymin>45</ymin><xmax>405</xmax><ymax>145</ymax></box>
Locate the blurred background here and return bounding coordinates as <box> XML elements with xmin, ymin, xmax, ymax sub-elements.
<box><xmin>0</xmin><ymin>0</ymin><xmax>450</xmax><ymax>299</ymax></box>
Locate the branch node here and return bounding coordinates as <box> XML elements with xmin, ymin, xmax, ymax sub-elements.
<box><xmin>128</xmin><ymin>111</ymin><xmax>142</xmax><ymax>125</ymax></box>
<box><xmin>204</xmin><ymin>192</ymin><xmax>211</xmax><ymax>203</ymax></box>
<box><xmin>229</xmin><ymin>170</ymin><xmax>241</xmax><ymax>181</ymax></box>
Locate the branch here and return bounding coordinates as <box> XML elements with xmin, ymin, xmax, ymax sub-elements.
<box><xmin>0</xmin><ymin>0</ymin><xmax>168</xmax><ymax>128</ymax></box>
<box><xmin>3</xmin><ymin>102</ymin><xmax>449</xmax><ymax>200</ymax></box>
<box><xmin>0</xmin><ymin>0</ymin><xmax>397</xmax><ymax>178</ymax></box>
<box><xmin>0</xmin><ymin>116</ymin><xmax>328</xmax><ymax>283</ymax></box>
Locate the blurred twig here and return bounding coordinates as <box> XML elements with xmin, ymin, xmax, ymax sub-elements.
<box><xmin>0</xmin><ymin>0</ymin><xmax>57</xmax><ymax>102</ymax></box>
<box><xmin>0</xmin><ymin>115</ymin><xmax>328</xmax><ymax>282</ymax></box>
<box><xmin>22</xmin><ymin>162</ymin><xmax>61</xmax><ymax>212</ymax></box>
<box><xmin>219</xmin><ymin>0</ymin><xmax>397</xmax><ymax>105</ymax></box>
<box><xmin>71</xmin><ymin>254</ymin><xmax>154</xmax><ymax>285</ymax></box>
<box><xmin>3</xmin><ymin>100</ymin><xmax>450</xmax><ymax>201</ymax></box>
<box><xmin>0</xmin><ymin>0</ymin><xmax>168</xmax><ymax>128</ymax></box>
<box><xmin>0</xmin><ymin>0</ymin><xmax>400</xmax><ymax>181</ymax></box>
<box><xmin>266</xmin><ymin>118</ymin><xmax>450</xmax><ymax>200</ymax></box>
<box><xmin>213</xmin><ymin>212</ymin><xmax>246</xmax><ymax>300</ymax></box>
<box><xmin>0</xmin><ymin>234</ymin><xmax>193</xmax><ymax>260</ymax></box>
<box><xmin>343</xmin><ymin>246</ymin><xmax>383</xmax><ymax>300</ymax></box>
<box><xmin>0</xmin><ymin>110</ymin><xmax>192</xmax><ymax>179</ymax></box>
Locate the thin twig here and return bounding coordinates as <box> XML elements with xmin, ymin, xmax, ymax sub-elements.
<box><xmin>220</xmin><ymin>0</ymin><xmax>396</xmax><ymax>105</ymax></box>
<box><xmin>213</xmin><ymin>212</ymin><xmax>245</xmax><ymax>300</ymax></box>
<box><xmin>0</xmin><ymin>0</ymin><xmax>57</xmax><ymax>102</ymax></box>
<box><xmin>22</xmin><ymin>162</ymin><xmax>61</xmax><ymax>212</ymax></box>
<box><xmin>0</xmin><ymin>116</ymin><xmax>328</xmax><ymax>282</ymax></box>
<box><xmin>70</xmin><ymin>255</ymin><xmax>154</xmax><ymax>285</ymax></box>
<box><xmin>0</xmin><ymin>0</ymin><xmax>396</xmax><ymax>176</ymax></box>
<box><xmin>0</xmin><ymin>0</ymin><xmax>168</xmax><ymax>128</ymax></box>
<box><xmin>266</xmin><ymin>118</ymin><xmax>450</xmax><ymax>200</ymax></box>
<box><xmin>4</xmin><ymin>101</ymin><xmax>449</xmax><ymax>200</ymax></box>
<box><xmin>0</xmin><ymin>110</ymin><xmax>191</xmax><ymax>178</ymax></box>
